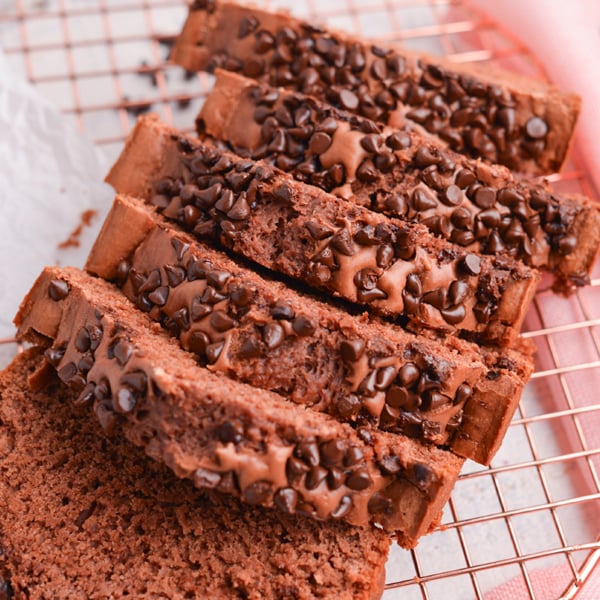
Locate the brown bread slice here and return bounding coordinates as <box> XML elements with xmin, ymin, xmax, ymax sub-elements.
<box><xmin>86</xmin><ymin>195</ymin><xmax>532</xmax><ymax>464</ymax></box>
<box><xmin>15</xmin><ymin>266</ymin><xmax>464</xmax><ymax>546</ymax></box>
<box><xmin>171</xmin><ymin>0</ymin><xmax>580</xmax><ymax>175</ymax></box>
<box><xmin>105</xmin><ymin>115</ymin><xmax>540</xmax><ymax>346</ymax></box>
<box><xmin>198</xmin><ymin>70</ymin><xmax>600</xmax><ymax>289</ymax></box>
<box><xmin>0</xmin><ymin>349</ymin><xmax>390</xmax><ymax>599</ymax></box>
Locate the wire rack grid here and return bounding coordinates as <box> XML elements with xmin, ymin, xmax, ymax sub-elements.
<box><xmin>0</xmin><ymin>1</ymin><xmax>599</xmax><ymax>599</ymax></box>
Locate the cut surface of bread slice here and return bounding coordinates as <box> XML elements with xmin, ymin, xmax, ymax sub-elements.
<box><xmin>0</xmin><ymin>349</ymin><xmax>390</xmax><ymax>600</ymax></box>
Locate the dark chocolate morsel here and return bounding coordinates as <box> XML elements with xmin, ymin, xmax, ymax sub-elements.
<box><xmin>274</xmin><ymin>487</ymin><xmax>298</xmax><ymax>513</ymax></box>
<box><xmin>460</xmin><ymin>253</ymin><xmax>482</xmax><ymax>276</ymax></box>
<box><xmin>244</xmin><ymin>480</ymin><xmax>272</xmax><ymax>504</ymax></box>
<box><xmin>48</xmin><ymin>279</ymin><xmax>70</xmax><ymax>301</ymax></box>
<box><xmin>193</xmin><ymin>467</ymin><xmax>221</xmax><ymax>488</ymax></box>
<box><xmin>330</xmin><ymin>495</ymin><xmax>353</xmax><ymax>519</ymax></box>
<box><xmin>340</xmin><ymin>339</ymin><xmax>366</xmax><ymax>362</ymax></box>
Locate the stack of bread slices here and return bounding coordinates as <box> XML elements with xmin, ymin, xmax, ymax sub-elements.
<box><xmin>3</xmin><ymin>1</ymin><xmax>599</xmax><ymax>598</ymax></box>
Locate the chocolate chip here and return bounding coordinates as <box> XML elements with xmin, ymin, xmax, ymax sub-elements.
<box><xmin>386</xmin><ymin>131</ymin><xmax>411</xmax><ymax>150</ymax></box>
<box><xmin>114</xmin><ymin>388</ymin><xmax>136</xmax><ymax>413</ymax></box>
<box><xmin>452</xmin><ymin>229</ymin><xmax>476</xmax><ymax>246</ymax></box>
<box><xmin>263</xmin><ymin>322</ymin><xmax>285</xmax><ymax>350</ymax></box>
<box><xmin>460</xmin><ymin>253</ymin><xmax>481</xmax><ymax>276</ymax></box>
<box><xmin>558</xmin><ymin>235</ymin><xmax>577</xmax><ymax>255</ymax></box>
<box><xmin>368</xmin><ymin>493</ymin><xmax>392</xmax><ymax>514</ymax></box>
<box><xmin>474</xmin><ymin>187</ymin><xmax>497</xmax><ymax>209</ymax></box>
<box><xmin>244</xmin><ymin>480</ymin><xmax>272</xmax><ymax>504</ymax></box>
<box><xmin>454</xmin><ymin>383</ymin><xmax>472</xmax><ymax>405</ymax></box>
<box><xmin>422</xmin><ymin>288</ymin><xmax>447</xmax><ymax>309</ymax></box>
<box><xmin>243</xmin><ymin>57</ymin><xmax>265</xmax><ymax>78</ymax></box>
<box><xmin>306</xmin><ymin>221</ymin><xmax>334</xmax><ymax>240</ymax></box>
<box><xmin>455</xmin><ymin>169</ymin><xmax>477</xmax><ymax>189</ymax></box>
<box><xmin>48</xmin><ymin>279</ymin><xmax>69</xmax><ymax>301</ymax></box>
<box><xmin>413</xmin><ymin>463</ymin><xmax>434</xmax><ymax>489</ymax></box>
<box><xmin>297</xmin><ymin>439</ymin><xmax>320</xmax><ymax>467</ymax></box>
<box><xmin>218</xmin><ymin>421</ymin><xmax>244</xmax><ymax>444</ymax></box>
<box><xmin>356</xmin><ymin>158</ymin><xmax>378</xmax><ymax>183</ymax></box>
<box><xmin>139</xmin><ymin>269</ymin><xmax>162</xmax><ymax>293</ymax></box>
<box><xmin>330</xmin><ymin>229</ymin><xmax>356</xmax><ymax>256</ymax></box>
<box><xmin>525</xmin><ymin>116</ymin><xmax>548</xmax><ymax>139</ymax></box>
<box><xmin>206</xmin><ymin>269</ymin><xmax>231</xmax><ymax>290</ymax></box>
<box><xmin>346</xmin><ymin>467</ymin><xmax>372</xmax><ymax>491</ymax></box>
<box><xmin>193</xmin><ymin>468</ymin><xmax>221</xmax><ymax>489</ymax></box>
<box><xmin>315</xmin><ymin>116</ymin><xmax>338</xmax><ymax>135</ymax></box>
<box><xmin>320</xmin><ymin>439</ymin><xmax>345</xmax><ymax>466</ymax></box>
<box><xmin>375</xmin><ymin>366</ymin><xmax>397</xmax><ymax>390</ymax></box>
<box><xmin>171</xmin><ymin>307</ymin><xmax>191</xmax><ymax>331</ymax></box>
<box><xmin>74</xmin><ymin>382</ymin><xmax>95</xmax><ymax>407</ymax></box>
<box><xmin>271</xmin><ymin>302</ymin><xmax>295</xmax><ymax>320</ymax></box>
<box><xmin>148</xmin><ymin>286</ymin><xmax>169</xmax><ymax>306</ymax></box>
<box><xmin>354</xmin><ymin>267</ymin><xmax>379</xmax><ymax>291</ymax></box>
<box><xmin>386</xmin><ymin>385</ymin><xmax>412</xmax><ymax>410</ymax></box>
<box><xmin>360</xmin><ymin>133</ymin><xmax>385</xmax><ymax>155</ymax></box>
<box><xmin>164</xmin><ymin>265</ymin><xmax>186</xmax><ymax>287</ymax></box>
<box><xmin>357</xmin><ymin>287</ymin><xmax>388</xmax><ymax>303</ymax></box>
<box><xmin>308</xmin><ymin>131</ymin><xmax>332</xmax><ymax>155</ymax></box>
<box><xmin>340</xmin><ymin>339</ymin><xmax>365</xmax><ymax>363</ymax></box>
<box><xmin>121</xmin><ymin>370</ymin><xmax>147</xmax><ymax>394</ymax></box>
<box><xmin>274</xmin><ymin>488</ymin><xmax>298</xmax><ymax>513</ymax></box>
<box><xmin>411</xmin><ymin>188</ymin><xmax>438</xmax><ymax>211</ymax></box>
<box><xmin>206</xmin><ymin>341</ymin><xmax>225</xmax><ymax>364</ymax></box>
<box><xmin>331</xmin><ymin>495</ymin><xmax>353</xmax><ymax>519</ymax></box>
<box><xmin>45</xmin><ymin>346</ymin><xmax>65</xmax><ymax>366</ymax></box>
<box><xmin>210</xmin><ymin>310</ymin><xmax>235</xmax><ymax>332</ymax></box>
<box><xmin>440</xmin><ymin>304</ymin><xmax>466</xmax><ymax>325</ymax></box>
<box><xmin>272</xmin><ymin>183</ymin><xmax>294</xmax><ymax>204</ymax></box>
<box><xmin>335</xmin><ymin>395</ymin><xmax>360</xmax><ymax>420</ymax></box>
<box><xmin>112</xmin><ymin>339</ymin><xmax>133</xmax><ymax>366</ymax></box>
<box><xmin>226</xmin><ymin>195</ymin><xmax>251</xmax><ymax>220</ymax></box>
<box><xmin>398</xmin><ymin>363</ymin><xmax>421</xmax><ymax>388</ymax></box>
<box><xmin>201</xmin><ymin>286</ymin><xmax>228</xmax><ymax>305</ymax></box>
<box><xmin>374</xmin><ymin>244</ymin><xmax>393</xmax><ymax>269</ymax></box>
<box><xmin>73</xmin><ymin>327</ymin><xmax>91</xmax><ymax>354</ymax></box>
<box><xmin>292</xmin><ymin>315</ymin><xmax>316</xmax><ymax>336</ymax></box>
<box><xmin>486</xmin><ymin>230</ymin><xmax>506</xmax><ymax>253</ymax></box>
<box><xmin>305</xmin><ymin>465</ymin><xmax>328</xmax><ymax>490</ymax></box>
<box><xmin>77</xmin><ymin>354</ymin><xmax>94</xmax><ymax>374</ymax></box>
<box><xmin>442</xmin><ymin>184</ymin><xmax>462</xmax><ymax>206</ymax></box>
<box><xmin>58</xmin><ymin>361</ymin><xmax>77</xmax><ymax>383</ymax></box>
<box><xmin>474</xmin><ymin>302</ymin><xmax>492</xmax><ymax>324</ymax></box>
<box><xmin>339</xmin><ymin>89</ymin><xmax>359</xmax><ymax>110</ymax></box>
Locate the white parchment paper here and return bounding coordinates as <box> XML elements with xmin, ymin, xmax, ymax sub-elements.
<box><xmin>0</xmin><ymin>51</ymin><xmax>113</xmax><ymax>339</ymax></box>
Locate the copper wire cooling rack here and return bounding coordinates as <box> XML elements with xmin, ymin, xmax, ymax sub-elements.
<box><xmin>1</xmin><ymin>1</ymin><xmax>599</xmax><ymax>598</ymax></box>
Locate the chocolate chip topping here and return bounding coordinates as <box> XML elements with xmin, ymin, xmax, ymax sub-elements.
<box><xmin>48</xmin><ymin>279</ymin><xmax>70</xmax><ymax>301</ymax></box>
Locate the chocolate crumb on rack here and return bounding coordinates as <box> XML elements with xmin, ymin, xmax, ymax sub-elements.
<box><xmin>106</xmin><ymin>115</ymin><xmax>540</xmax><ymax>346</ymax></box>
<box><xmin>15</xmin><ymin>266</ymin><xmax>464</xmax><ymax>546</ymax></box>
<box><xmin>0</xmin><ymin>350</ymin><xmax>391</xmax><ymax>600</ymax></box>
<box><xmin>198</xmin><ymin>71</ymin><xmax>600</xmax><ymax>289</ymax></box>
<box><xmin>86</xmin><ymin>195</ymin><xmax>533</xmax><ymax>464</ymax></box>
<box><xmin>171</xmin><ymin>0</ymin><xmax>581</xmax><ymax>175</ymax></box>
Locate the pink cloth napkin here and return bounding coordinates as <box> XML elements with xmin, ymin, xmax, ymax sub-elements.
<box><xmin>468</xmin><ymin>0</ymin><xmax>600</xmax><ymax>196</ymax></box>
<box><xmin>464</xmin><ymin>3</ymin><xmax>600</xmax><ymax>596</ymax></box>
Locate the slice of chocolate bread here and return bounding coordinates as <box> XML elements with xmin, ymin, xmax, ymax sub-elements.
<box><xmin>15</xmin><ymin>267</ymin><xmax>464</xmax><ymax>546</ymax></box>
<box><xmin>86</xmin><ymin>194</ymin><xmax>532</xmax><ymax>465</ymax></box>
<box><xmin>0</xmin><ymin>349</ymin><xmax>391</xmax><ymax>599</ymax></box>
<box><xmin>198</xmin><ymin>71</ymin><xmax>600</xmax><ymax>289</ymax></box>
<box><xmin>171</xmin><ymin>0</ymin><xmax>580</xmax><ymax>175</ymax></box>
<box><xmin>106</xmin><ymin>115</ymin><xmax>540</xmax><ymax>346</ymax></box>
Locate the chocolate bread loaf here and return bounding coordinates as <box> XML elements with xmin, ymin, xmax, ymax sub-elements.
<box><xmin>0</xmin><ymin>349</ymin><xmax>391</xmax><ymax>599</ymax></box>
<box><xmin>106</xmin><ymin>115</ymin><xmax>540</xmax><ymax>346</ymax></box>
<box><xmin>198</xmin><ymin>71</ymin><xmax>600</xmax><ymax>288</ymax></box>
<box><xmin>86</xmin><ymin>195</ymin><xmax>532</xmax><ymax>464</ymax></box>
<box><xmin>172</xmin><ymin>0</ymin><xmax>580</xmax><ymax>175</ymax></box>
<box><xmin>15</xmin><ymin>266</ymin><xmax>464</xmax><ymax>545</ymax></box>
